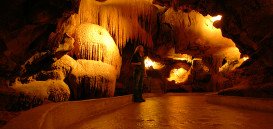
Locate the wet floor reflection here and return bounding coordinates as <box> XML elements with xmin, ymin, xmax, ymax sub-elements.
<box><xmin>69</xmin><ymin>94</ymin><xmax>273</xmax><ymax>129</ymax></box>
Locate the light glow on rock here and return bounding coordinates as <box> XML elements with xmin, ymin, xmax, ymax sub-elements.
<box><xmin>74</xmin><ymin>23</ymin><xmax>122</xmax><ymax>76</ymax></box>
<box><xmin>163</xmin><ymin>10</ymin><xmax>240</xmax><ymax>59</ymax></box>
<box><xmin>210</xmin><ymin>15</ymin><xmax>222</xmax><ymax>22</ymax></box>
<box><xmin>166</xmin><ymin>48</ymin><xmax>193</xmax><ymax>63</ymax></box>
<box><xmin>167</xmin><ymin>68</ymin><xmax>189</xmax><ymax>84</ymax></box>
<box><xmin>76</xmin><ymin>0</ymin><xmax>157</xmax><ymax>50</ymax></box>
<box><xmin>144</xmin><ymin>57</ymin><xmax>164</xmax><ymax>70</ymax></box>
<box><xmin>242</xmin><ymin>56</ymin><xmax>249</xmax><ymax>61</ymax></box>
<box><xmin>169</xmin><ymin>54</ymin><xmax>193</xmax><ymax>63</ymax></box>
<box><xmin>219</xmin><ymin>55</ymin><xmax>250</xmax><ymax>72</ymax></box>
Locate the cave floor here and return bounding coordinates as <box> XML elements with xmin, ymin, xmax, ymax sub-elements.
<box><xmin>69</xmin><ymin>93</ymin><xmax>273</xmax><ymax>129</ymax></box>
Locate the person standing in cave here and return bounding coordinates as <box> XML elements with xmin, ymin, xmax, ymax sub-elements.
<box><xmin>130</xmin><ymin>45</ymin><xmax>146</xmax><ymax>102</ymax></box>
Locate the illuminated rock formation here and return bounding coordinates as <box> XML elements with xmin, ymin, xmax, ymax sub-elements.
<box><xmin>0</xmin><ymin>0</ymin><xmax>273</xmax><ymax>113</ymax></box>
<box><xmin>76</xmin><ymin>0</ymin><xmax>158</xmax><ymax>49</ymax></box>
<box><xmin>68</xmin><ymin>23</ymin><xmax>122</xmax><ymax>99</ymax></box>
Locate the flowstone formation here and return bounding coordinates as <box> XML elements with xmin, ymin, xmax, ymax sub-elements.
<box><xmin>68</xmin><ymin>23</ymin><xmax>122</xmax><ymax>99</ymax></box>
<box><xmin>0</xmin><ymin>0</ymin><xmax>158</xmax><ymax>110</ymax></box>
<box><xmin>11</xmin><ymin>23</ymin><xmax>121</xmax><ymax>104</ymax></box>
<box><xmin>76</xmin><ymin>0</ymin><xmax>158</xmax><ymax>49</ymax></box>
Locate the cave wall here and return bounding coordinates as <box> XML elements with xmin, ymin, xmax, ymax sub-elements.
<box><xmin>153</xmin><ymin>0</ymin><xmax>273</xmax><ymax>67</ymax></box>
<box><xmin>0</xmin><ymin>0</ymin><xmax>80</xmax><ymax>84</ymax></box>
<box><xmin>162</xmin><ymin>9</ymin><xmax>240</xmax><ymax>58</ymax></box>
<box><xmin>0</xmin><ymin>0</ymin><xmax>272</xmax><ymax>102</ymax></box>
<box><xmin>0</xmin><ymin>0</ymin><xmax>160</xmax><ymax>104</ymax></box>
<box><xmin>153</xmin><ymin>0</ymin><xmax>273</xmax><ymax>93</ymax></box>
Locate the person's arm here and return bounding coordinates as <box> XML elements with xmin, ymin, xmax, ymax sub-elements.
<box><xmin>131</xmin><ymin>62</ymin><xmax>141</xmax><ymax>66</ymax></box>
<box><xmin>130</xmin><ymin>54</ymin><xmax>141</xmax><ymax>66</ymax></box>
<box><xmin>144</xmin><ymin>68</ymin><xmax>147</xmax><ymax>77</ymax></box>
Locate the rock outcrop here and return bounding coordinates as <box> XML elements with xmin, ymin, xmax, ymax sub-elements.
<box><xmin>153</xmin><ymin>0</ymin><xmax>273</xmax><ymax>94</ymax></box>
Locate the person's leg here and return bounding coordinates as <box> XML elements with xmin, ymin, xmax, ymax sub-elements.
<box><xmin>133</xmin><ymin>70</ymin><xmax>141</xmax><ymax>101</ymax></box>
<box><xmin>138</xmin><ymin>72</ymin><xmax>145</xmax><ymax>101</ymax></box>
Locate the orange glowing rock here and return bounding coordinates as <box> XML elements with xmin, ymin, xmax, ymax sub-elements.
<box><xmin>167</xmin><ymin>68</ymin><xmax>190</xmax><ymax>84</ymax></box>
<box><xmin>242</xmin><ymin>56</ymin><xmax>249</xmax><ymax>61</ymax></box>
<box><xmin>211</xmin><ymin>15</ymin><xmax>222</xmax><ymax>22</ymax></box>
<box><xmin>144</xmin><ymin>57</ymin><xmax>164</xmax><ymax>70</ymax></box>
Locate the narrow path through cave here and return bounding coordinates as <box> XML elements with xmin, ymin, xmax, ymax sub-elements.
<box><xmin>68</xmin><ymin>94</ymin><xmax>273</xmax><ymax>129</ymax></box>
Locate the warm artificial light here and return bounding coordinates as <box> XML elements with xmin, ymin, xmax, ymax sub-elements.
<box><xmin>145</xmin><ymin>57</ymin><xmax>154</xmax><ymax>68</ymax></box>
<box><xmin>211</xmin><ymin>15</ymin><xmax>222</xmax><ymax>22</ymax></box>
<box><xmin>144</xmin><ymin>57</ymin><xmax>164</xmax><ymax>69</ymax></box>
<box><xmin>170</xmin><ymin>54</ymin><xmax>193</xmax><ymax>63</ymax></box>
<box><xmin>167</xmin><ymin>51</ymin><xmax>193</xmax><ymax>63</ymax></box>
<box><xmin>242</xmin><ymin>56</ymin><xmax>249</xmax><ymax>61</ymax></box>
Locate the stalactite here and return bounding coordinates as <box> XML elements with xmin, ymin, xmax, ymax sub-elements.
<box><xmin>67</xmin><ymin>0</ymin><xmax>159</xmax><ymax>98</ymax></box>
<box><xmin>74</xmin><ymin>23</ymin><xmax>122</xmax><ymax>77</ymax></box>
<box><xmin>62</xmin><ymin>26</ymin><xmax>117</xmax><ymax>96</ymax></box>
<box><xmin>75</xmin><ymin>0</ymin><xmax>157</xmax><ymax>51</ymax></box>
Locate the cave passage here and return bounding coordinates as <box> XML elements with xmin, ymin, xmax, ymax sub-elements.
<box><xmin>0</xmin><ymin>0</ymin><xmax>273</xmax><ymax>127</ymax></box>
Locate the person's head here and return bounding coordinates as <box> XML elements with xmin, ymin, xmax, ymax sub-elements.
<box><xmin>134</xmin><ymin>45</ymin><xmax>144</xmax><ymax>56</ymax></box>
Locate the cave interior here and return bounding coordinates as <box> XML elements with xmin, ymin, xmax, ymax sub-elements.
<box><xmin>0</xmin><ymin>0</ymin><xmax>273</xmax><ymax>111</ymax></box>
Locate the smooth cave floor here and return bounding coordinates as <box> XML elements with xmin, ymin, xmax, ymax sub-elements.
<box><xmin>69</xmin><ymin>93</ymin><xmax>273</xmax><ymax>129</ymax></box>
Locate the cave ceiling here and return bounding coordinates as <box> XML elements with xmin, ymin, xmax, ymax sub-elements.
<box><xmin>153</xmin><ymin>0</ymin><xmax>273</xmax><ymax>66</ymax></box>
<box><xmin>0</xmin><ymin>0</ymin><xmax>273</xmax><ymax>80</ymax></box>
